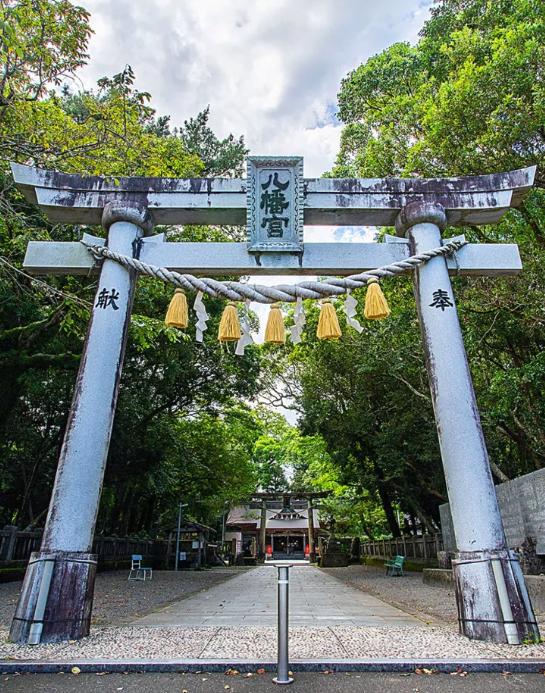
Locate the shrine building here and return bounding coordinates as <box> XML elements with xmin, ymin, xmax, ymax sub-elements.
<box><xmin>225</xmin><ymin>493</ymin><xmax>328</xmax><ymax>560</ymax></box>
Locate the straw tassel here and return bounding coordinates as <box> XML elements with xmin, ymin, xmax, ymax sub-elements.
<box><xmin>165</xmin><ymin>288</ymin><xmax>188</xmax><ymax>329</ymax></box>
<box><xmin>317</xmin><ymin>298</ymin><xmax>342</xmax><ymax>340</ymax></box>
<box><xmin>264</xmin><ymin>303</ymin><xmax>285</xmax><ymax>344</ymax></box>
<box><xmin>364</xmin><ymin>278</ymin><xmax>391</xmax><ymax>320</ymax></box>
<box><xmin>218</xmin><ymin>301</ymin><xmax>242</xmax><ymax>342</ymax></box>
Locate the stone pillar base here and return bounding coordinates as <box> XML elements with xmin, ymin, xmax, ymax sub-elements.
<box><xmin>10</xmin><ymin>551</ymin><xmax>97</xmax><ymax>644</ymax></box>
<box><xmin>453</xmin><ymin>549</ymin><xmax>539</xmax><ymax>643</ymax></box>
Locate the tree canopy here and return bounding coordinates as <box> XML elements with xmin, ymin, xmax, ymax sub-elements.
<box><xmin>2</xmin><ymin>0</ymin><xmax>545</xmax><ymax>543</ymax></box>
<box><xmin>0</xmin><ymin>0</ymin><xmax>261</xmax><ymax>535</ymax></box>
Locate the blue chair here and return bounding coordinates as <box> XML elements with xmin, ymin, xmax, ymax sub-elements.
<box><xmin>128</xmin><ymin>554</ymin><xmax>153</xmax><ymax>581</ymax></box>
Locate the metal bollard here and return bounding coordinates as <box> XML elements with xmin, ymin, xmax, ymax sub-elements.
<box><xmin>273</xmin><ymin>564</ymin><xmax>293</xmax><ymax>685</ymax></box>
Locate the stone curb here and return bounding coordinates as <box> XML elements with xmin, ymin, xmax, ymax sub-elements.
<box><xmin>1</xmin><ymin>659</ymin><xmax>545</xmax><ymax>674</ymax></box>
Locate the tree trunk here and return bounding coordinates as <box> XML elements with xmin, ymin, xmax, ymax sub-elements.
<box><xmin>377</xmin><ymin>484</ymin><xmax>400</xmax><ymax>537</ymax></box>
<box><xmin>372</xmin><ymin>461</ymin><xmax>400</xmax><ymax>537</ymax></box>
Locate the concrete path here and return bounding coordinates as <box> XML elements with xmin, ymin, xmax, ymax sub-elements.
<box><xmin>133</xmin><ymin>564</ymin><xmax>422</xmax><ymax>627</ymax></box>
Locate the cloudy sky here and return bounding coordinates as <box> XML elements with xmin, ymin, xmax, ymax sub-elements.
<box><xmin>75</xmin><ymin>0</ymin><xmax>431</xmax><ymax>348</ymax></box>
<box><xmin>76</xmin><ymin>0</ymin><xmax>430</xmax><ymax>179</ymax></box>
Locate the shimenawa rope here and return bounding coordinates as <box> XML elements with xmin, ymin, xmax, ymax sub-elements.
<box><xmin>80</xmin><ymin>238</ymin><xmax>467</xmax><ymax>305</ymax></box>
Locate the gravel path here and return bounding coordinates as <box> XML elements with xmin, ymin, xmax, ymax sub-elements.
<box><xmin>320</xmin><ymin>565</ymin><xmax>545</xmax><ymax>627</ymax></box>
<box><xmin>0</xmin><ymin>568</ymin><xmax>249</xmax><ymax>630</ymax></box>
<box><xmin>320</xmin><ymin>565</ymin><xmax>458</xmax><ymax>626</ymax></box>
<box><xmin>1</xmin><ymin>624</ymin><xmax>545</xmax><ymax>661</ymax></box>
<box><xmin>1</xmin><ymin>565</ymin><xmax>544</xmax><ymax>662</ymax></box>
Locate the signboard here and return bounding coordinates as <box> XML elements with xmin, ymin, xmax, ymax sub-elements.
<box><xmin>247</xmin><ymin>156</ymin><xmax>303</xmax><ymax>253</ymax></box>
<box><xmin>178</xmin><ymin>552</ymin><xmax>186</xmax><ymax>562</ymax></box>
<box><xmin>192</xmin><ymin>541</ymin><xmax>199</xmax><ymax>549</ymax></box>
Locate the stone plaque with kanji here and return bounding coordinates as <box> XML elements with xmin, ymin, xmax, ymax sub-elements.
<box><xmin>247</xmin><ymin>156</ymin><xmax>303</xmax><ymax>253</ymax></box>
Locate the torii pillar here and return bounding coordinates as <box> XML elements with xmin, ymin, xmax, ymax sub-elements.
<box><xmin>307</xmin><ymin>498</ymin><xmax>315</xmax><ymax>563</ymax></box>
<box><xmin>396</xmin><ymin>202</ymin><xmax>539</xmax><ymax>644</ymax></box>
<box><xmin>10</xmin><ymin>202</ymin><xmax>154</xmax><ymax>644</ymax></box>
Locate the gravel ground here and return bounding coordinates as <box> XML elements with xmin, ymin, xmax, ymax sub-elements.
<box><xmin>1</xmin><ymin>565</ymin><xmax>544</xmax><ymax>662</ymax></box>
<box><xmin>1</xmin><ymin>624</ymin><xmax>545</xmax><ymax>661</ymax></box>
<box><xmin>320</xmin><ymin>565</ymin><xmax>458</xmax><ymax>625</ymax></box>
<box><xmin>321</xmin><ymin>565</ymin><xmax>545</xmax><ymax>627</ymax></box>
<box><xmin>0</xmin><ymin>568</ymin><xmax>249</xmax><ymax>630</ymax></box>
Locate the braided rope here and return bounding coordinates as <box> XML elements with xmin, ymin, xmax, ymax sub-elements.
<box><xmin>81</xmin><ymin>238</ymin><xmax>467</xmax><ymax>304</ymax></box>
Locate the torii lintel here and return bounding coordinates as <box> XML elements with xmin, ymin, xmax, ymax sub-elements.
<box><xmin>11</xmin><ymin>162</ymin><xmax>535</xmax><ymax>227</ymax></box>
<box><xmin>12</xmin><ymin>163</ymin><xmax>535</xmax><ymax>278</ymax></box>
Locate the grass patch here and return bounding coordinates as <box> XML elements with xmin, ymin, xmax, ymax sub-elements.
<box><xmin>360</xmin><ymin>556</ymin><xmax>438</xmax><ymax>572</ymax></box>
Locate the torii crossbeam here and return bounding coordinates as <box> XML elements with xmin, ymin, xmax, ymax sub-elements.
<box><xmin>8</xmin><ymin>159</ymin><xmax>539</xmax><ymax>646</ymax></box>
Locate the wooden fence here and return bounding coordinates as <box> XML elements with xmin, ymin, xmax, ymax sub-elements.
<box><xmin>1</xmin><ymin>525</ymin><xmax>444</xmax><ymax>567</ymax></box>
<box><xmin>0</xmin><ymin>525</ymin><xmax>168</xmax><ymax>566</ymax></box>
<box><xmin>360</xmin><ymin>534</ymin><xmax>444</xmax><ymax>561</ymax></box>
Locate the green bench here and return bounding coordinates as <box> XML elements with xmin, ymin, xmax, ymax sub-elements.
<box><xmin>385</xmin><ymin>555</ymin><xmax>404</xmax><ymax>577</ymax></box>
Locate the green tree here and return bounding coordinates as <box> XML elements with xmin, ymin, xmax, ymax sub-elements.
<box><xmin>289</xmin><ymin>431</ymin><xmax>388</xmax><ymax>539</ymax></box>
<box><xmin>178</xmin><ymin>105</ymin><xmax>249</xmax><ymax>178</ymax></box>
<box><xmin>334</xmin><ymin>0</ymin><xmax>545</xmax><ymax>181</ymax></box>
<box><xmin>316</xmin><ymin>0</ymin><xmax>545</xmax><ymax>511</ymax></box>
<box><xmin>250</xmin><ymin>411</ymin><xmax>292</xmax><ymax>492</ymax></box>
<box><xmin>0</xmin><ymin>0</ymin><xmax>92</xmax><ymax>125</ymax></box>
<box><xmin>253</xmin><ymin>437</ymin><xmax>289</xmax><ymax>493</ymax></box>
<box><xmin>0</xmin><ymin>0</ymin><xmax>261</xmax><ymax>534</ymax></box>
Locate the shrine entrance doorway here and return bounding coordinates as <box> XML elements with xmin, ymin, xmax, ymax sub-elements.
<box><xmin>273</xmin><ymin>535</ymin><xmax>305</xmax><ymax>560</ymax></box>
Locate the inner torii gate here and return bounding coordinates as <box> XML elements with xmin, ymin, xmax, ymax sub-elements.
<box><xmin>251</xmin><ymin>491</ymin><xmax>330</xmax><ymax>563</ymax></box>
<box><xmin>8</xmin><ymin>158</ymin><xmax>539</xmax><ymax>646</ymax></box>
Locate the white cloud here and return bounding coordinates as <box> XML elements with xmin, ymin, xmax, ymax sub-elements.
<box><xmin>77</xmin><ymin>0</ymin><xmax>429</xmax><ymax>176</ymax></box>
<box><xmin>73</xmin><ymin>1</ymin><xmax>430</xmax><ymax>418</ymax></box>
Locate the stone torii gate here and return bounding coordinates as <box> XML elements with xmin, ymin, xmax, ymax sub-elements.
<box><xmin>251</xmin><ymin>491</ymin><xmax>330</xmax><ymax>562</ymax></box>
<box><xmin>8</xmin><ymin>158</ymin><xmax>539</xmax><ymax>646</ymax></box>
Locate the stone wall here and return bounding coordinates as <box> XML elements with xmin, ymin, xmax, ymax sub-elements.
<box><xmin>440</xmin><ymin>468</ymin><xmax>545</xmax><ymax>573</ymax></box>
<box><xmin>320</xmin><ymin>552</ymin><xmax>349</xmax><ymax>568</ymax></box>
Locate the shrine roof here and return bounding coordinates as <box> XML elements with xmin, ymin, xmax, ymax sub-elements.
<box><xmin>226</xmin><ymin>506</ymin><xmax>320</xmax><ymax>530</ymax></box>
<box><xmin>164</xmin><ymin>520</ymin><xmax>216</xmax><ymax>534</ymax></box>
<box><xmin>266</xmin><ymin>518</ymin><xmax>319</xmax><ymax>530</ymax></box>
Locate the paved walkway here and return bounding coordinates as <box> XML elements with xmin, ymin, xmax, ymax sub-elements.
<box><xmin>2</xmin><ymin>565</ymin><xmax>545</xmax><ymax>661</ymax></box>
<box><xmin>133</xmin><ymin>564</ymin><xmax>422</xmax><ymax>627</ymax></box>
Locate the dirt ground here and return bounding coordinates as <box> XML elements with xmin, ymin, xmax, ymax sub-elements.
<box><xmin>0</xmin><ymin>567</ymin><xmax>249</xmax><ymax>630</ymax></box>
<box><xmin>321</xmin><ymin>564</ymin><xmax>545</xmax><ymax>627</ymax></box>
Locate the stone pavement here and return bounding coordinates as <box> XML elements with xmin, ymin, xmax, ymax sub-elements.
<box><xmin>133</xmin><ymin>564</ymin><xmax>422</xmax><ymax>627</ymax></box>
<box><xmin>1</xmin><ymin>565</ymin><xmax>545</xmax><ymax>663</ymax></box>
